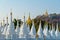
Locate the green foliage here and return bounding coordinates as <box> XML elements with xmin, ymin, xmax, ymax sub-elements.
<box><xmin>18</xmin><ymin>19</ymin><xmax>23</xmax><ymax>27</ymax></box>
<box><xmin>34</xmin><ymin>19</ymin><xmax>40</xmax><ymax>32</ymax></box>
<box><xmin>13</xmin><ymin>18</ymin><xmax>17</xmax><ymax>29</ymax></box>
<box><xmin>13</xmin><ymin>18</ymin><xmax>23</xmax><ymax>29</ymax></box>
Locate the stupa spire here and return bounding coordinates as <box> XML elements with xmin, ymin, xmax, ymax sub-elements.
<box><xmin>10</xmin><ymin>9</ymin><xmax>12</xmax><ymax>23</ymax></box>
<box><xmin>2</xmin><ymin>19</ymin><xmax>5</xmax><ymax>27</ymax></box>
<box><xmin>0</xmin><ymin>21</ymin><xmax>2</xmax><ymax>26</ymax></box>
<box><xmin>19</xmin><ymin>13</ymin><xmax>29</xmax><ymax>38</ymax></box>
<box><xmin>0</xmin><ymin>22</ymin><xmax>3</xmax><ymax>33</ymax></box>
<box><xmin>6</xmin><ymin>10</ymin><xmax>16</xmax><ymax>39</ymax></box>
<box><xmin>29</xmin><ymin>12</ymin><xmax>30</xmax><ymax>18</ymax></box>
<box><xmin>23</xmin><ymin>13</ymin><xmax>25</xmax><ymax>23</ymax></box>
<box><xmin>6</xmin><ymin>17</ymin><xmax>8</xmax><ymax>25</ymax></box>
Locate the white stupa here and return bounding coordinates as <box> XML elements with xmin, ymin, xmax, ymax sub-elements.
<box><xmin>6</xmin><ymin>12</ymin><xmax>16</xmax><ymax>39</ymax></box>
<box><xmin>43</xmin><ymin>22</ymin><xmax>51</xmax><ymax>39</ymax></box>
<box><xmin>2</xmin><ymin>19</ymin><xmax>5</xmax><ymax>33</ymax></box>
<box><xmin>19</xmin><ymin>15</ymin><xmax>29</xmax><ymax>38</ymax></box>
<box><xmin>27</xmin><ymin>25</ymin><xmax>30</xmax><ymax>34</ymax></box>
<box><xmin>51</xmin><ymin>24</ymin><xmax>56</xmax><ymax>39</ymax></box>
<box><xmin>15</xmin><ymin>19</ymin><xmax>20</xmax><ymax>35</ymax></box>
<box><xmin>0</xmin><ymin>20</ymin><xmax>5</xmax><ymax>39</ymax></box>
<box><xmin>55</xmin><ymin>22</ymin><xmax>60</xmax><ymax>39</ymax></box>
<box><xmin>0</xmin><ymin>22</ymin><xmax>3</xmax><ymax>39</ymax></box>
<box><xmin>29</xmin><ymin>20</ymin><xmax>36</xmax><ymax>38</ymax></box>
<box><xmin>0</xmin><ymin>22</ymin><xmax>3</xmax><ymax>33</ymax></box>
<box><xmin>49</xmin><ymin>24</ymin><xmax>51</xmax><ymax>34</ymax></box>
<box><xmin>0</xmin><ymin>22</ymin><xmax>2</xmax><ymax>34</ymax></box>
<box><xmin>2</xmin><ymin>17</ymin><xmax>8</xmax><ymax>35</ymax></box>
<box><xmin>37</xmin><ymin>20</ymin><xmax>44</xmax><ymax>39</ymax></box>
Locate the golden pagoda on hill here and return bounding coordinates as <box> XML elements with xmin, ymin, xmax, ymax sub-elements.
<box><xmin>44</xmin><ymin>10</ymin><xmax>48</xmax><ymax>17</ymax></box>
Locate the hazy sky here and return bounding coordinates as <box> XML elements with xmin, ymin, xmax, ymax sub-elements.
<box><xmin>0</xmin><ymin>0</ymin><xmax>60</xmax><ymax>20</ymax></box>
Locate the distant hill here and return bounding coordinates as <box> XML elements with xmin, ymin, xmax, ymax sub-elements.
<box><xmin>34</xmin><ymin>13</ymin><xmax>60</xmax><ymax>31</ymax></box>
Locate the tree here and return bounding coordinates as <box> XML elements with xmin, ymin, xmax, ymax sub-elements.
<box><xmin>13</xmin><ymin>18</ymin><xmax>17</xmax><ymax>29</ymax></box>
<box><xmin>13</xmin><ymin>18</ymin><xmax>23</xmax><ymax>29</ymax></box>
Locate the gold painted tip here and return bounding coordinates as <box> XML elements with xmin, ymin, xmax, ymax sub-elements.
<box><xmin>22</xmin><ymin>16</ymin><xmax>25</xmax><ymax>19</ymax></box>
<box><xmin>3</xmin><ymin>19</ymin><xmax>5</xmax><ymax>22</ymax></box>
<box><xmin>1</xmin><ymin>22</ymin><xmax>2</xmax><ymax>24</ymax></box>
<box><xmin>16</xmin><ymin>18</ymin><xmax>18</xmax><ymax>21</ymax></box>
<box><xmin>10</xmin><ymin>12</ymin><xmax>12</xmax><ymax>15</ymax></box>
<box><xmin>10</xmin><ymin>8</ymin><xmax>12</xmax><ymax>15</ymax></box>
<box><xmin>6</xmin><ymin>17</ymin><xmax>8</xmax><ymax>19</ymax></box>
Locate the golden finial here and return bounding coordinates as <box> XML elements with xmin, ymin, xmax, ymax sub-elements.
<box><xmin>22</xmin><ymin>13</ymin><xmax>25</xmax><ymax>22</ymax></box>
<box><xmin>29</xmin><ymin>12</ymin><xmax>30</xmax><ymax>17</ymax></box>
<box><xmin>10</xmin><ymin>12</ymin><xmax>12</xmax><ymax>15</ymax></box>
<box><xmin>23</xmin><ymin>13</ymin><xmax>25</xmax><ymax>18</ymax></box>
<box><xmin>3</xmin><ymin>19</ymin><xmax>5</xmax><ymax>22</ymax></box>
<box><xmin>28</xmin><ymin>12</ymin><xmax>30</xmax><ymax>19</ymax></box>
<box><xmin>6</xmin><ymin>16</ymin><xmax>8</xmax><ymax>19</ymax></box>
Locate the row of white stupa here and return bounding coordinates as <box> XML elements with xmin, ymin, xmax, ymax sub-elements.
<box><xmin>0</xmin><ymin>12</ymin><xmax>60</xmax><ymax>40</ymax></box>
